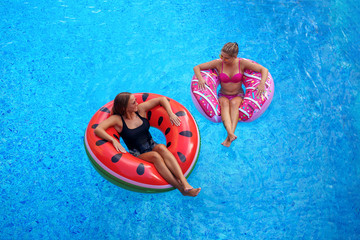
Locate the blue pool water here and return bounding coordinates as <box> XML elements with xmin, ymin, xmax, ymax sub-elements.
<box><xmin>1</xmin><ymin>0</ymin><xmax>360</xmax><ymax>239</ymax></box>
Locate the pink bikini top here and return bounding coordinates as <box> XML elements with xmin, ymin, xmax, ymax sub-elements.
<box><xmin>219</xmin><ymin>59</ymin><xmax>243</xmax><ymax>84</ymax></box>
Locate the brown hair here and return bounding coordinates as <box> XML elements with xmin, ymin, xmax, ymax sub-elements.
<box><xmin>112</xmin><ymin>92</ymin><xmax>131</xmax><ymax>116</ymax></box>
<box><xmin>221</xmin><ymin>42</ymin><xmax>239</xmax><ymax>57</ymax></box>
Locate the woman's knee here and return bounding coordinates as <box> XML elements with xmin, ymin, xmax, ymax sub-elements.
<box><xmin>219</xmin><ymin>97</ymin><xmax>230</xmax><ymax>108</ymax></box>
<box><xmin>230</xmin><ymin>98</ymin><xmax>242</xmax><ymax>108</ymax></box>
<box><xmin>153</xmin><ymin>144</ymin><xmax>170</xmax><ymax>155</ymax></box>
<box><xmin>147</xmin><ymin>152</ymin><xmax>164</xmax><ymax>164</ymax></box>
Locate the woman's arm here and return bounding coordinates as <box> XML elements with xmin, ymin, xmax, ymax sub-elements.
<box><xmin>94</xmin><ymin>115</ymin><xmax>127</xmax><ymax>153</ymax></box>
<box><xmin>138</xmin><ymin>97</ymin><xmax>181</xmax><ymax>126</ymax></box>
<box><xmin>242</xmin><ymin>60</ymin><xmax>269</xmax><ymax>96</ymax></box>
<box><xmin>193</xmin><ymin>59</ymin><xmax>221</xmax><ymax>91</ymax></box>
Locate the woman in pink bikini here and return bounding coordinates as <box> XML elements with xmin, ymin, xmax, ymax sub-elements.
<box><xmin>193</xmin><ymin>42</ymin><xmax>269</xmax><ymax>147</ymax></box>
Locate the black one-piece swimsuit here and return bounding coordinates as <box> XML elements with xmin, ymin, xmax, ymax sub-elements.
<box><xmin>120</xmin><ymin>112</ymin><xmax>157</xmax><ymax>157</ymax></box>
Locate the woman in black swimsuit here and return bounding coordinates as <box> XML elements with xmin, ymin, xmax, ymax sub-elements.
<box><xmin>94</xmin><ymin>92</ymin><xmax>201</xmax><ymax>197</ymax></box>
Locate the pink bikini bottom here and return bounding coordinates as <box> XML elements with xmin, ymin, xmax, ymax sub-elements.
<box><xmin>218</xmin><ymin>92</ymin><xmax>245</xmax><ymax>101</ymax></box>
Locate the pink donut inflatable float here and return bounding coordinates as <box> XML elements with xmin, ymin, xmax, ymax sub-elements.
<box><xmin>190</xmin><ymin>58</ymin><xmax>274</xmax><ymax>123</ymax></box>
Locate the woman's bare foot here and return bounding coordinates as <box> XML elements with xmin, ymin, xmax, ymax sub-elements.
<box><xmin>178</xmin><ymin>179</ymin><xmax>192</xmax><ymax>190</ymax></box>
<box><xmin>177</xmin><ymin>179</ymin><xmax>200</xmax><ymax>197</ymax></box>
<box><xmin>221</xmin><ymin>137</ymin><xmax>231</xmax><ymax>147</ymax></box>
<box><xmin>221</xmin><ymin>133</ymin><xmax>237</xmax><ymax>147</ymax></box>
<box><xmin>182</xmin><ymin>187</ymin><xmax>201</xmax><ymax>197</ymax></box>
<box><xmin>229</xmin><ymin>133</ymin><xmax>237</xmax><ymax>142</ymax></box>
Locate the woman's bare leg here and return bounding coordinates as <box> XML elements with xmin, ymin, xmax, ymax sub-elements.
<box><xmin>138</xmin><ymin>151</ymin><xmax>181</xmax><ymax>189</ymax></box>
<box><xmin>219</xmin><ymin>97</ymin><xmax>237</xmax><ymax>147</ymax></box>
<box><xmin>229</xmin><ymin>97</ymin><xmax>243</xmax><ymax>133</ymax></box>
<box><xmin>138</xmin><ymin>151</ymin><xmax>200</xmax><ymax>197</ymax></box>
<box><xmin>152</xmin><ymin>144</ymin><xmax>201</xmax><ymax>196</ymax></box>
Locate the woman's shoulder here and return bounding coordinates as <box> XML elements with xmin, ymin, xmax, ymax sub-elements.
<box><xmin>107</xmin><ymin>114</ymin><xmax>123</xmax><ymax>132</ymax></box>
<box><xmin>211</xmin><ymin>59</ymin><xmax>222</xmax><ymax>70</ymax></box>
<box><xmin>214</xmin><ymin>58</ymin><xmax>222</xmax><ymax>64</ymax></box>
<box><xmin>207</xmin><ymin>58</ymin><xmax>222</xmax><ymax>67</ymax></box>
<box><xmin>109</xmin><ymin>114</ymin><xmax>122</xmax><ymax>119</ymax></box>
<box><xmin>136</xmin><ymin>108</ymin><xmax>147</xmax><ymax>119</ymax></box>
<box><xmin>108</xmin><ymin>114</ymin><xmax>123</xmax><ymax>124</ymax></box>
<box><xmin>238</xmin><ymin>58</ymin><xmax>249</xmax><ymax>69</ymax></box>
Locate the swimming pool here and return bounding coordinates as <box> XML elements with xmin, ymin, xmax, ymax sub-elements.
<box><xmin>1</xmin><ymin>0</ymin><xmax>359</xmax><ymax>239</ymax></box>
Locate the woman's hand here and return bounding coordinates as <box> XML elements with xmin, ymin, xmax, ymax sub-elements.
<box><xmin>169</xmin><ymin>112</ymin><xmax>181</xmax><ymax>126</ymax></box>
<box><xmin>193</xmin><ymin>60</ymin><xmax>220</xmax><ymax>92</ymax></box>
<box><xmin>256</xmin><ymin>83</ymin><xmax>266</xmax><ymax>97</ymax></box>
<box><xmin>198</xmin><ymin>78</ymin><xmax>206</xmax><ymax>91</ymax></box>
<box><xmin>112</xmin><ymin>139</ymin><xmax>127</xmax><ymax>153</ymax></box>
<box><xmin>241</xmin><ymin>60</ymin><xmax>268</xmax><ymax>98</ymax></box>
